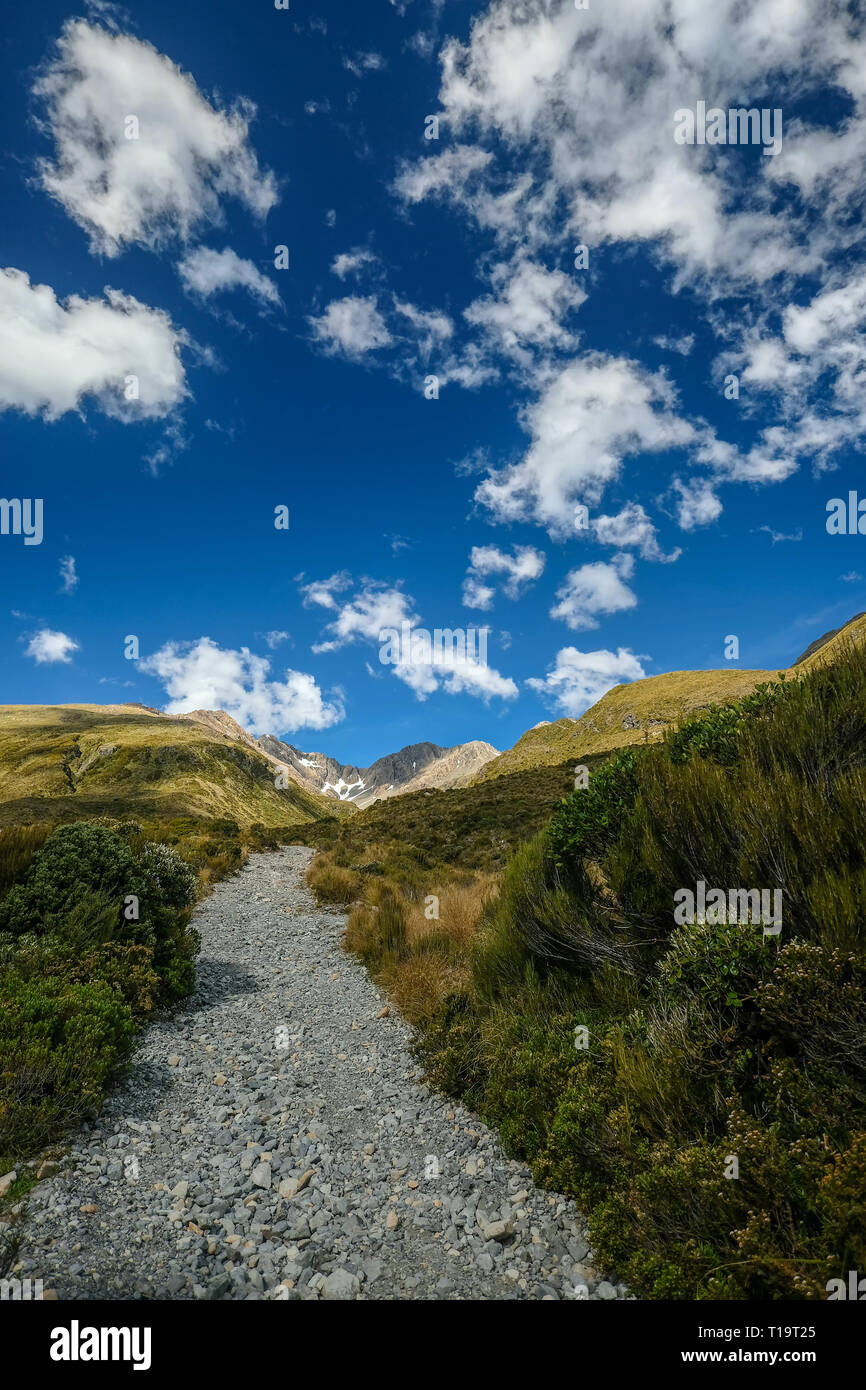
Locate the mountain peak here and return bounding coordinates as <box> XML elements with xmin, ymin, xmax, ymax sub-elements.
<box><xmin>255</xmin><ymin>733</ymin><xmax>499</xmax><ymax>807</ymax></box>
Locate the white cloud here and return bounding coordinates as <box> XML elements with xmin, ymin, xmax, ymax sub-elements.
<box><xmin>331</xmin><ymin>248</ymin><xmax>377</xmax><ymax>279</ymax></box>
<box><xmin>59</xmin><ymin>555</ymin><xmax>78</xmax><ymax>593</ymax></box>
<box><xmin>310</xmin><ymin>583</ymin><xmax>418</xmax><ymax>653</ymax></box>
<box><xmin>464</xmin><ymin>257</ymin><xmax>585</xmax><ymax>363</ymax></box>
<box><xmin>263</xmin><ymin>629</ymin><xmax>290</xmax><ymax>648</ymax></box>
<box><xmin>462</xmin><ymin>543</ymin><xmax>546</xmax><ymax>608</ymax></box>
<box><xmin>671</xmin><ymin>476</ymin><xmax>723</xmax><ymax>530</ymax></box>
<box><xmin>428</xmin><ymin>0</ymin><xmax>829</xmax><ymax>288</ymax></box>
<box><xmin>653</xmin><ymin>333</ymin><xmax>695</xmax><ymax>356</ymax></box>
<box><xmin>26</xmin><ymin>628</ymin><xmax>80</xmax><ymax>664</ymax></box>
<box><xmin>393</xmin><ymin>145</ymin><xmax>492</xmax><ymax>205</ymax></box>
<box><xmin>35</xmin><ymin>20</ymin><xmax>276</xmax><ymax>257</ymax></box>
<box><xmin>592</xmin><ymin>502</ymin><xmax>680</xmax><ymax>563</ymax></box>
<box><xmin>550</xmin><ymin>555</ymin><xmax>637</xmax><ymax>632</ymax></box>
<box><xmin>527</xmin><ymin>645</ymin><xmax>647</xmax><ymax>717</ymax></box>
<box><xmin>343</xmin><ymin>51</ymin><xmax>386</xmax><ymax>77</ymax></box>
<box><xmin>391</xmin><ymin>0</ymin><xmax>866</xmax><ymax>502</ymax></box>
<box><xmin>475</xmin><ymin>355</ymin><xmax>695</xmax><ymax>535</ymax></box>
<box><xmin>303</xmin><ymin>573</ymin><xmax>517</xmax><ymax>702</ymax></box>
<box><xmin>300</xmin><ymin>571</ymin><xmax>353</xmax><ymax>611</ymax></box>
<box><xmin>393</xmin><ymin>644</ymin><xmax>518</xmax><ymax>703</ymax></box>
<box><xmin>308</xmin><ymin>296</ymin><xmax>393</xmax><ymax>358</ymax></box>
<box><xmin>462</xmin><ymin>577</ymin><xmax>496</xmax><ymax>610</ymax></box>
<box><xmin>393</xmin><ymin>299</ymin><xmax>454</xmax><ymax>358</ymax></box>
<box><xmin>140</xmin><ymin>636</ymin><xmax>343</xmax><ymax>735</ymax></box>
<box><xmin>758</xmin><ymin>524</ymin><xmax>802</xmax><ymax>544</ymax></box>
<box><xmin>177</xmin><ymin>247</ymin><xmax>280</xmax><ymax>307</ymax></box>
<box><xmin>0</xmin><ymin>268</ymin><xmax>187</xmax><ymax>421</ymax></box>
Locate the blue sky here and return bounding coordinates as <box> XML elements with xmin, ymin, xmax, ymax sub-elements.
<box><xmin>1</xmin><ymin>0</ymin><xmax>864</xmax><ymax>766</ymax></box>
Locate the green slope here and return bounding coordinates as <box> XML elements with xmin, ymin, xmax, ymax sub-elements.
<box><xmin>0</xmin><ymin>704</ymin><xmax>343</xmax><ymax>828</ymax></box>
<box><xmin>477</xmin><ymin>667</ymin><xmax>780</xmax><ymax>782</ymax></box>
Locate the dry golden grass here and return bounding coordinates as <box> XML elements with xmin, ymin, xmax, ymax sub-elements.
<box><xmin>477</xmin><ymin>667</ymin><xmax>781</xmax><ymax>781</ymax></box>
<box><xmin>305</xmin><ymin>852</ymin><xmax>363</xmax><ymax>904</ymax></box>
<box><xmin>309</xmin><ymin>855</ymin><xmax>498</xmax><ymax>1026</ymax></box>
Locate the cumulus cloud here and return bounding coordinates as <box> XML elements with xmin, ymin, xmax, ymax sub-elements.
<box><xmin>177</xmin><ymin>247</ymin><xmax>280</xmax><ymax>307</ymax></box>
<box><xmin>331</xmin><ymin>248</ymin><xmax>377</xmax><ymax>279</ymax></box>
<box><xmin>25</xmin><ymin>628</ymin><xmax>80</xmax><ymax>664</ymax></box>
<box><xmin>34</xmin><ymin>20</ymin><xmax>277</xmax><ymax>256</ymax></box>
<box><xmin>464</xmin><ymin>257</ymin><xmax>585</xmax><ymax>364</ymax></box>
<box><xmin>550</xmin><ymin>555</ymin><xmax>637</xmax><ymax>631</ymax></box>
<box><xmin>0</xmin><ymin>268</ymin><xmax>187</xmax><ymax>421</ymax></box>
<box><xmin>299</xmin><ymin>571</ymin><xmax>353</xmax><ymax>611</ymax></box>
<box><xmin>475</xmin><ymin>355</ymin><xmax>695</xmax><ymax>535</ymax></box>
<box><xmin>391</xmin><ymin>0</ymin><xmax>866</xmax><ymax>510</ymax></box>
<box><xmin>303</xmin><ymin>573</ymin><xmax>517</xmax><ymax>702</ymax></box>
<box><xmin>527</xmin><ymin>645</ymin><xmax>647</xmax><ymax>717</ymax></box>
<box><xmin>392</xmin><ymin>643</ymin><xmax>518</xmax><ymax>703</ymax></box>
<box><xmin>139</xmin><ymin>636</ymin><xmax>343</xmax><ymax>735</ymax></box>
<box><xmin>393</xmin><ymin>144</ymin><xmax>492</xmax><ymax>206</ymax></box>
<box><xmin>393</xmin><ymin>299</ymin><xmax>454</xmax><ymax>359</ymax></box>
<box><xmin>671</xmin><ymin>476</ymin><xmax>723</xmax><ymax>530</ymax></box>
<box><xmin>425</xmin><ymin>0</ymin><xmax>830</xmax><ymax>288</ymax></box>
<box><xmin>310</xmin><ymin>583</ymin><xmax>418</xmax><ymax>654</ymax></box>
<box><xmin>592</xmin><ymin>502</ymin><xmax>680</xmax><ymax>563</ymax></box>
<box><xmin>653</xmin><ymin>333</ymin><xmax>695</xmax><ymax>356</ymax></box>
<box><xmin>59</xmin><ymin>555</ymin><xmax>78</xmax><ymax>593</ymax></box>
<box><xmin>308</xmin><ymin>296</ymin><xmax>393</xmax><ymax>358</ymax></box>
<box><xmin>462</xmin><ymin>543</ymin><xmax>546</xmax><ymax>608</ymax></box>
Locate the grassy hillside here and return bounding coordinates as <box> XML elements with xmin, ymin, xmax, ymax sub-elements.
<box><xmin>794</xmin><ymin>612</ymin><xmax>866</xmax><ymax>672</ymax></box>
<box><xmin>479</xmin><ymin>612</ymin><xmax>866</xmax><ymax>784</ymax></box>
<box><xmin>0</xmin><ymin>705</ymin><xmax>343</xmax><ymax>829</ymax></box>
<box><xmin>0</xmin><ymin>702</ymin><xmax>505</xmax><ymax>830</ymax></box>
<box><xmin>477</xmin><ymin>668</ymin><xmax>779</xmax><ymax>782</ymax></box>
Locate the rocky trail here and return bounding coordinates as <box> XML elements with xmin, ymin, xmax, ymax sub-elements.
<box><xmin>14</xmin><ymin>847</ymin><xmax>628</xmax><ymax>1301</ymax></box>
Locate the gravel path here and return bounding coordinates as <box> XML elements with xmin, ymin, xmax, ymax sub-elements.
<box><xmin>14</xmin><ymin>847</ymin><xmax>628</xmax><ymax>1301</ymax></box>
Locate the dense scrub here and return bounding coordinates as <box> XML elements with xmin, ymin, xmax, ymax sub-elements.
<box><xmin>332</xmin><ymin>644</ymin><xmax>866</xmax><ymax>1299</ymax></box>
<box><xmin>0</xmin><ymin>815</ymin><xmax>301</xmax><ymax>1173</ymax></box>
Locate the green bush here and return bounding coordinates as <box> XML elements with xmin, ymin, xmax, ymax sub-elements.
<box><xmin>0</xmin><ymin>822</ymin><xmax>200</xmax><ymax>1002</ymax></box>
<box><xmin>0</xmin><ymin>972</ymin><xmax>134</xmax><ymax>1157</ymax></box>
<box><xmin>415</xmin><ymin>641</ymin><xmax>866</xmax><ymax>1299</ymax></box>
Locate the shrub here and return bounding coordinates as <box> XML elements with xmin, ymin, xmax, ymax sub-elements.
<box><xmin>411</xmin><ymin>640</ymin><xmax>866</xmax><ymax>1299</ymax></box>
<box><xmin>0</xmin><ymin>972</ymin><xmax>134</xmax><ymax>1157</ymax></box>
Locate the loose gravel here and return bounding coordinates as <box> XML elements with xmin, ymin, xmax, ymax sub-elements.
<box><xmin>13</xmin><ymin>847</ymin><xmax>628</xmax><ymax>1301</ymax></box>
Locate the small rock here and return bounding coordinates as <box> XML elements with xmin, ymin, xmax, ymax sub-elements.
<box><xmin>0</xmin><ymin>1171</ymin><xmax>16</xmax><ymax>1198</ymax></box>
<box><xmin>322</xmin><ymin>1269</ymin><xmax>360</xmax><ymax>1301</ymax></box>
<box><xmin>251</xmin><ymin>1162</ymin><xmax>272</xmax><ymax>1190</ymax></box>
